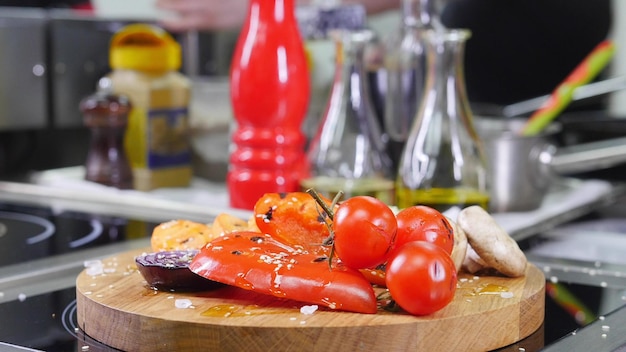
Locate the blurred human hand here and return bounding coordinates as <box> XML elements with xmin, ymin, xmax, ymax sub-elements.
<box><xmin>155</xmin><ymin>0</ymin><xmax>249</xmax><ymax>32</ymax></box>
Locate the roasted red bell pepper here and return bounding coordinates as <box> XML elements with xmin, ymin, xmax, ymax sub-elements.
<box><xmin>189</xmin><ymin>231</ymin><xmax>377</xmax><ymax>314</ymax></box>
<box><xmin>253</xmin><ymin>192</ymin><xmax>335</xmax><ymax>255</ymax></box>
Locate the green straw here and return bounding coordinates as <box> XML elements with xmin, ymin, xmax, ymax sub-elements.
<box><xmin>521</xmin><ymin>40</ymin><xmax>616</xmax><ymax>136</ymax></box>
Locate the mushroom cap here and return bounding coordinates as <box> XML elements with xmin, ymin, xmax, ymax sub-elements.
<box><xmin>457</xmin><ymin>206</ymin><xmax>527</xmax><ymax>277</ymax></box>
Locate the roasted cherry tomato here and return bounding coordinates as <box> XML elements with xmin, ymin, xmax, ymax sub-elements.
<box><xmin>253</xmin><ymin>192</ymin><xmax>334</xmax><ymax>255</ymax></box>
<box><xmin>385</xmin><ymin>241</ymin><xmax>457</xmax><ymax>316</ymax></box>
<box><xmin>395</xmin><ymin>205</ymin><xmax>454</xmax><ymax>255</ymax></box>
<box><xmin>332</xmin><ymin>196</ymin><xmax>397</xmax><ymax>270</ymax></box>
<box><xmin>190</xmin><ymin>231</ymin><xmax>377</xmax><ymax>314</ymax></box>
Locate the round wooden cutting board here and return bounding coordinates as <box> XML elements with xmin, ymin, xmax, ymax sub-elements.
<box><xmin>76</xmin><ymin>248</ymin><xmax>545</xmax><ymax>352</ymax></box>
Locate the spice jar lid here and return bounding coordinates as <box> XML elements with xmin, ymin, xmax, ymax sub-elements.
<box><xmin>109</xmin><ymin>23</ymin><xmax>181</xmax><ymax>72</ymax></box>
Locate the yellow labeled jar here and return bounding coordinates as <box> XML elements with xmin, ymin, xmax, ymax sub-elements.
<box><xmin>103</xmin><ymin>23</ymin><xmax>192</xmax><ymax>191</ymax></box>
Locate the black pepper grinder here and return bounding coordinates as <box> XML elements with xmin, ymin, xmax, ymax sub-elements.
<box><xmin>80</xmin><ymin>92</ymin><xmax>134</xmax><ymax>189</ymax></box>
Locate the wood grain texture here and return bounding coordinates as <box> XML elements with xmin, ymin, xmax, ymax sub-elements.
<box><xmin>76</xmin><ymin>248</ymin><xmax>545</xmax><ymax>352</ymax></box>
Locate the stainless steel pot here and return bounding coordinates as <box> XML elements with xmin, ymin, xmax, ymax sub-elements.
<box><xmin>476</xmin><ymin>118</ymin><xmax>626</xmax><ymax>213</ymax></box>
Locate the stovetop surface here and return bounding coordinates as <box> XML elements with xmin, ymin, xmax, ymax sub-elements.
<box><xmin>0</xmin><ymin>202</ymin><xmax>156</xmax><ymax>268</ymax></box>
<box><xmin>0</xmin><ymin>186</ymin><xmax>625</xmax><ymax>352</ymax></box>
<box><xmin>0</xmin><ymin>196</ymin><xmax>165</xmax><ymax>351</ymax></box>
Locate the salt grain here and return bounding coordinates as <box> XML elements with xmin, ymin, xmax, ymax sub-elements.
<box><xmin>500</xmin><ymin>292</ymin><xmax>514</xmax><ymax>299</ymax></box>
<box><xmin>84</xmin><ymin>260</ymin><xmax>104</xmax><ymax>276</ymax></box>
<box><xmin>300</xmin><ymin>305</ymin><xmax>318</xmax><ymax>315</ymax></box>
<box><xmin>175</xmin><ymin>299</ymin><xmax>193</xmax><ymax>309</ymax></box>
<box><xmin>18</xmin><ymin>293</ymin><xmax>26</xmax><ymax>302</ymax></box>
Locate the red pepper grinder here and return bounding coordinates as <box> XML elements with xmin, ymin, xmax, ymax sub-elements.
<box><xmin>228</xmin><ymin>0</ymin><xmax>311</xmax><ymax>210</ymax></box>
<box><xmin>81</xmin><ymin>92</ymin><xmax>134</xmax><ymax>189</ymax></box>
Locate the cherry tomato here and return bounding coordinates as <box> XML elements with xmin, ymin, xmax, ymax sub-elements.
<box><xmin>385</xmin><ymin>241</ymin><xmax>457</xmax><ymax>316</ymax></box>
<box><xmin>332</xmin><ymin>196</ymin><xmax>397</xmax><ymax>269</ymax></box>
<box><xmin>395</xmin><ymin>205</ymin><xmax>454</xmax><ymax>255</ymax></box>
<box><xmin>190</xmin><ymin>231</ymin><xmax>377</xmax><ymax>314</ymax></box>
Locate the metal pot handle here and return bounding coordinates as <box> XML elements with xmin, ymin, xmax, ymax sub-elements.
<box><xmin>549</xmin><ymin>136</ymin><xmax>626</xmax><ymax>175</ymax></box>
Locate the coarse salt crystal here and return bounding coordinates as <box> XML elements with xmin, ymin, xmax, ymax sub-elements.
<box><xmin>500</xmin><ymin>292</ymin><xmax>514</xmax><ymax>299</ymax></box>
<box><xmin>86</xmin><ymin>266</ymin><xmax>104</xmax><ymax>276</ymax></box>
<box><xmin>300</xmin><ymin>305</ymin><xmax>318</xmax><ymax>315</ymax></box>
<box><xmin>84</xmin><ymin>259</ymin><xmax>102</xmax><ymax>267</ymax></box>
<box><xmin>175</xmin><ymin>299</ymin><xmax>193</xmax><ymax>309</ymax></box>
<box><xmin>84</xmin><ymin>260</ymin><xmax>104</xmax><ymax>276</ymax></box>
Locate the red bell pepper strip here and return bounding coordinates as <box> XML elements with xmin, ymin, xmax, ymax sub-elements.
<box><xmin>189</xmin><ymin>231</ymin><xmax>378</xmax><ymax>314</ymax></box>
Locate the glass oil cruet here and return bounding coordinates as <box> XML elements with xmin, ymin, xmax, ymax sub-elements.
<box><xmin>383</xmin><ymin>0</ymin><xmax>444</xmax><ymax>172</ymax></box>
<box><xmin>396</xmin><ymin>29</ymin><xmax>489</xmax><ymax>212</ymax></box>
<box><xmin>302</xmin><ymin>29</ymin><xmax>395</xmax><ymax>204</ymax></box>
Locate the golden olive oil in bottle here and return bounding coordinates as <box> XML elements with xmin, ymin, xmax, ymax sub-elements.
<box><xmin>395</xmin><ymin>187</ymin><xmax>489</xmax><ymax>213</ymax></box>
<box><xmin>396</xmin><ymin>29</ymin><xmax>490</xmax><ymax>213</ymax></box>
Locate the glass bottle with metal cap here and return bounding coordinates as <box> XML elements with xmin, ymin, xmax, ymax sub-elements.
<box><xmin>383</xmin><ymin>0</ymin><xmax>444</xmax><ymax>173</ymax></box>
<box><xmin>303</xmin><ymin>29</ymin><xmax>394</xmax><ymax>204</ymax></box>
<box><xmin>396</xmin><ymin>29</ymin><xmax>490</xmax><ymax>212</ymax></box>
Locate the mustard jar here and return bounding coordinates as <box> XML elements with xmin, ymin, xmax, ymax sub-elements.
<box><xmin>102</xmin><ymin>24</ymin><xmax>192</xmax><ymax>191</ymax></box>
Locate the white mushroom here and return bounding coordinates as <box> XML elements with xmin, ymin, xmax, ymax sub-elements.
<box><xmin>457</xmin><ymin>206</ymin><xmax>527</xmax><ymax>277</ymax></box>
<box><xmin>446</xmin><ymin>216</ymin><xmax>468</xmax><ymax>273</ymax></box>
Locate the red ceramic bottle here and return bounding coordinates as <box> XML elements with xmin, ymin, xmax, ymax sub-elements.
<box><xmin>228</xmin><ymin>0</ymin><xmax>311</xmax><ymax>209</ymax></box>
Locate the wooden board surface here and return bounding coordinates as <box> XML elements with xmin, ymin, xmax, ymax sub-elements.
<box><xmin>76</xmin><ymin>248</ymin><xmax>545</xmax><ymax>352</ymax></box>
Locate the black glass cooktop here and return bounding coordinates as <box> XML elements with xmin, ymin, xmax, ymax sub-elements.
<box><xmin>0</xmin><ymin>198</ymin><xmax>162</xmax><ymax>351</ymax></box>
<box><xmin>0</xmin><ymin>202</ymin><xmax>156</xmax><ymax>268</ymax></box>
<box><xmin>0</xmin><ymin>197</ymin><xmax>624</xmax><ymax>351</ymax></box>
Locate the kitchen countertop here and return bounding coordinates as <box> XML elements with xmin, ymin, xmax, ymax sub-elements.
<box><xmin>27</xmin><ymin>166</ymin><xmax>624</xmax><ymax>241</ymax></box>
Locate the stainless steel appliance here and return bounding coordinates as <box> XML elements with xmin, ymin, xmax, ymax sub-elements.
<box><xmin>0</xmin><ymin>8</ymin><xmax>48</xmax><ymax>130</ymax></box>
<box><xmin>0</xmin><ymin>8</ymin><xmax>236</xmax><ymax>180</ymax></box>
